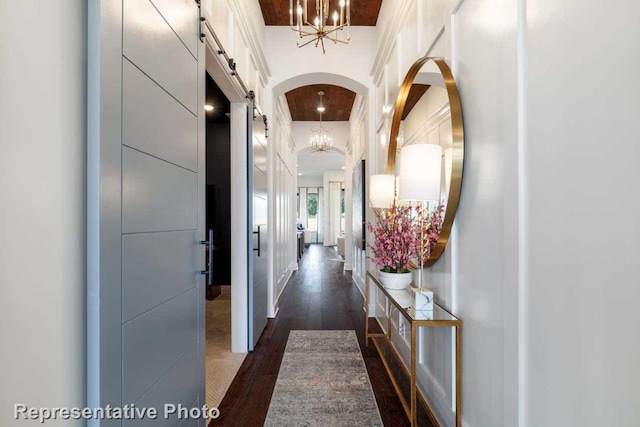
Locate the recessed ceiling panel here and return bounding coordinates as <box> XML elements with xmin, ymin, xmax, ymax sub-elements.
<box><xmin>285</xmin><ymin>84</ymin><xmax>356</xmax><ymax>121</ymax></box>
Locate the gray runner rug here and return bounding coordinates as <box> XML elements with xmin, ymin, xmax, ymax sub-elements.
<box><xmin>264</xmin><ymin>330</ymin><xmax>383</xmax><ymax>427</ymax></box>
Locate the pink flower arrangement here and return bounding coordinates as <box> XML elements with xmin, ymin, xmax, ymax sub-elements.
<box><xmin>414</xmin><ymin>203</ymin><xmax>444</xmax><ymax>266</ymax></box>
<box><xmin>367</xmin><ymin>203</ymin><xmax>444</xmax><ymax>273</ymax></box>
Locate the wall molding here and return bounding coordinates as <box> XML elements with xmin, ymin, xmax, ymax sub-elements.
<box><xmin>226</xmin><ymin>0</ymin><xmax>271</xmax><ymax>81</ymax></box>
<box><xmin>423</xmin><ymin>25</ymin><xmax>445</xmax><ymax>58</ymax></box>
<box><xmin>348</xmin><ymin>95</ymin><xmax>367</xmax><ymax>155</ymax></box>
<box><xmin>403</xmin><ymin>104</ymin><xmax>451</xmax><ymax>147</ymax></box>
<box><xmin>370</xmin><ymin>0</ymin><xmax>415</xmax><ymax>84</ymax></box>
<box><xmin>270</xmin><ymin>268</ymin><xmax>293</xmax><ymax>318</ymax></box>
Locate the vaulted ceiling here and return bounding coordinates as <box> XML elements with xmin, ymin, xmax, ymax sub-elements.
<box><xmin>285</xmin><ymin>84</ymin><xmax>356</xmax><ymax>121</ymax></box>
<box><xmin>258</xmin><ymin>0</ymin><xmax>383</xmax><ymax>26</ymax></box>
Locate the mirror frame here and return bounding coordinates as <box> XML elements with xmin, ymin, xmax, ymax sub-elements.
<box><xmin>386</xmin><ymin>57</ymin><xmax>464</xmax><ymax>267</ymax></box>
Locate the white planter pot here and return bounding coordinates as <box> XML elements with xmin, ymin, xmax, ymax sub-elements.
<box><xmin>378</xmin><ymin>270</ymin><xmax>413</xmax><ymax>290</ymax></box>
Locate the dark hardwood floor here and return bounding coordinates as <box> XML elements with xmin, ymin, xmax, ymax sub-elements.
<box><xmin>209</xmin><ymin>244</ymin><xmax>410</xmax><ymax>427</ymax></box>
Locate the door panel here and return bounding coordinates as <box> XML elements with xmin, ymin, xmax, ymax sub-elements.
<box><xmin>148</xmin><ymin>0</ymin><xmax>199</xmax><ymax>58</ymax></box>
<box><xmin>249</xmin><ymin>113</ymin><xmax>268</xmax><ymax>349</ymax></box>
<box><xmin>122</xmin><ymin>147</ymin><xmax>197</xmax><ymax>233</ymax></box>
<box><xmin>124</xmin><ymin>348</ymin><xmax>198</xmax><ymax>427</ymax></box>
<box><xmin>123</xmin><ymin>0</ymin><xmax>198</xmax><ymax>113</ymax></box>
<box><xmin>88</xmin><ymin>0</ymin><xmax>204</xmax><ymax>424</ymax></box>
<box><xmin>123</xmin><ymin>59</ymin><xmax>197</xmax><ymax>171</ymax></box>
<box><xmin>123</xmin><ymin>288</ymin><xmax>198</xmax><ymax>403</ymax></box>
<box><xmin>122</xmin><ymin>230</ymin><xmax>197</xmax><ymax>322</ymax></box>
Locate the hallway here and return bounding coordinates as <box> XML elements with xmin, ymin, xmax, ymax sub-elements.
<box><xmin>210</xmin><ymin>244</ymin><xmax>410</xmax><ymax>426</ymax></box>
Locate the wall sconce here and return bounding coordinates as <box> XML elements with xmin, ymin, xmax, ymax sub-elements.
<box><xmin>369</xmin><ymin>174</ymin><xmax>396</xmax><ymax>209</ymax></box>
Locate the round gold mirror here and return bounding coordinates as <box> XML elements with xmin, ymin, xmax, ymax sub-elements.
<box><xmin>386</xmin><ymin>57</ymin><xmax>464</xmax><ymax>267</ymax></box>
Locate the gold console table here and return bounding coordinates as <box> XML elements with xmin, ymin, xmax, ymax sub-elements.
<box><xmin>365</xmin><ymin>270</ymin><xmax>462</xmax><ymax>427</ymax></box>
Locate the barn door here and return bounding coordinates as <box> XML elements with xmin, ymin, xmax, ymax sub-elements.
<box><xmin>249</xmin><ymin>110</ymin><xmax>268</xmax><ymax>350</ymax></box>
<box><xmin>88</xmin><ymin>1</ymin><xmax>206</xmax><ymax>425</ymax></box>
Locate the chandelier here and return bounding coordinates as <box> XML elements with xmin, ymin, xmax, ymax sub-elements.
<box><xmin>310</xmin><ymin>91</ymin><xmax>333</xmax><ymax>152</ymax></box>
<box><xmin>289</xmin><ymin>0</ymin><xmax>351</xmax><ymax>54</ymax></box>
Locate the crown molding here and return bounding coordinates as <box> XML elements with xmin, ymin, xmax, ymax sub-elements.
<box><xmin>370</xmin><ymin>0</ymin><xmax>414</xmax><ymax>85</ymax></box>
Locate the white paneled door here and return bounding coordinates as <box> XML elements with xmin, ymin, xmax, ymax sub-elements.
<box><xmin>88</xmin><ymin>1</ymin><xmax>206</xmax><ymax>426</ymax></box>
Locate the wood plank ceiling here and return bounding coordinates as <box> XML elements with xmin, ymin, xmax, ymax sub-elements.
<box><xmin>285</xmin><ymin>84</ymin><xmax>356</xmax><ymax>121</ymax></box>
<box><xmin>402</xmin><ymin>85</ymin><xmax>431</xmax><ymax>120</ymax></box>
<box><xmin>258</xmin><ymin>0</ymin><xmax>383</xmax><ymax>26</ymax></box>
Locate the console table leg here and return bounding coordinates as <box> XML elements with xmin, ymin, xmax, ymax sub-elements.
<box><xmin>411</xmin><ymin>324</ymin><xmax>417</xmax><ymax>427</ymax></box>
<box><xmin>456</xmin><ymin>325</ymin><xmax>462</xmax><ymax>427</ymax></box>
<box><xmin>365</xmin><ymin>276</ymin><xmax>369</xmax><ymax>347</ymax></box>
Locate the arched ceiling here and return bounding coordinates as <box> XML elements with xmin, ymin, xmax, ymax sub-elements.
<box><xmin>285</xmin><ymin>84</ymin><xmax>356</xmax><ymax>121</ymax></box>
<box><xmin>258</xmin><ymin>0</ymin><xmax>383</xmax><ymax>26</ymax></box>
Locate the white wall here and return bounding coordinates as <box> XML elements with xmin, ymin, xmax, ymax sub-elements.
<box><xmin>0</xmin><ymin>1</ymin><xmax>86</xmax><ymax>424</ymax></box>
<box><xmin>372</xmin><ymin>0</ymin><xmax>518</xmax><ymax>426</ymax></box>
<box><xmin>373</xmin><ymin>0</ymin><xmax>640</xmax><ymax>426</ymax></box>
<box><xmin>269</xmin><ymin>96</ymin><xmax>297</xmax><ymax>317</ymax></box>
<box><xmin>525</xmin><ymin>0</ymin><xmax>640</xmax><ymax>425</ymax></box>
<box><xmin>297</xmin><ymin>176</ymin><xmax>323</xmax><ymax>187</ymax></box>
<box><xmin>265</xmin><ymin>26</ymin><xmax>375</xmax><ymax>93</ymax></box>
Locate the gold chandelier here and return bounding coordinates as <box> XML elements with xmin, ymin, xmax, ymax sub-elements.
<box><xmin>310</xmin><ymin>91</ymin><xmax>333</xmax><ymax>152</ymax></box>
<box><xmin>289</xmin><ymin>0</ymin><xmax>351</xmax><ymax>54</ymax></box>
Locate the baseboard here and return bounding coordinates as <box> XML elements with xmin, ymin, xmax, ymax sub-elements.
<box><xmin>343</xmin><ymin>262</ymin><xmax>353</xmax><ymax>271</ymax></box>
<box><xmin>352</xmin><ymin>273</ymin><xmax>365</xmax><ymax>299</ymax></box>
<box><xmin>270</xmin><ymin>268</ymin><xmax>293</xmax><ymax>318</ymax></box>
<box><xmin>268</xmin><ymin>305</ymin><xmax>279</xmax><ymax>319</ymax></box>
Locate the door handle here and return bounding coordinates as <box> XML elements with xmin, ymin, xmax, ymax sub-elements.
<box><xmin>199</xmin><ymin>229</ymin><xmax>214</xmax><ymax>285</ymax></box>
<box><xmin>253</xmin><ymin>225</ymin><xmax>261</xmax><ymax>257</ymax></box>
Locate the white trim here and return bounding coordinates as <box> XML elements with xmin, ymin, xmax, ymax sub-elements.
<box><xmin>517</xmin><ymin>0</ymin><xmax>529</xmax><ymax>425</ymax></box>
<box><xmin>423</xmin><ymin>25</ymin><xmax>445</xmax><ymax>58</ymax></box>
<box><xmin>269</xmin><ymin>268</ymin><xmax>294</xmax><ymax>318</ymax></box>
<box><xmin>343</xmin><ymin>262</ymin><xmax>353</xmax><ymax>271</ymax></box>
<box><xmin>230</xmin><ymin>102</ymin><xmax>249</xmax><ymax>353</ymax></box>
<box><xmin>370</xmin><ymin>0</ymin><xmax>414</xmax><ymax>83</ymax></box>
<box><xmin>225</xmin><ymin>0</ymin><xmax>271</xmax><ymax>81</ymax></box>
<box><xmin>402</xmin><ymin>105</ymin><xmax>451</xmax><ymax>147</ymax></box>
<box><xmin>202</xmin><ymin>17</ymin><xmax>246</xmax><ymax>102</ymax></box>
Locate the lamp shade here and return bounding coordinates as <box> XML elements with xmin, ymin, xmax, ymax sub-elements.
<box><xmin>398</xmin><ymin>144</ymin><xmax>442</xmax><ymax>202</ymax></box>
<box><xmin>369</xmin><ymin>174</ymin><xmax>395</xmax><ymax>208</ymax></box>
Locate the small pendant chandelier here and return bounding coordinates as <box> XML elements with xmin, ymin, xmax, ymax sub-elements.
<box><xmin>310</xmin><ymin>91</ymin><xmax>333</xmax><ymax>152</ymax></box>
<box><xmin>290</xmin><ymin>0</ymin><xmax>351</xmax><ymax>54</ymax></box>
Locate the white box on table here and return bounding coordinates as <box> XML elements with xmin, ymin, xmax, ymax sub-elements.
<box><xmin>410</xmin><ymin>288</ymin><xmax>434</xmax><ymax>311</ymax></box>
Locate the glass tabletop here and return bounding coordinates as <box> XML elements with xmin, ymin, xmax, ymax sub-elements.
<box><xmin>367</xmin><ymin>270</ymin><xmax>461</xmax><ymax>324</ymax></box>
